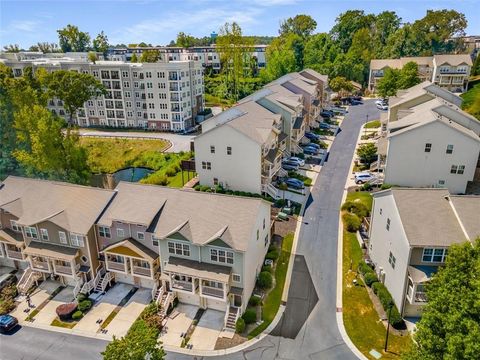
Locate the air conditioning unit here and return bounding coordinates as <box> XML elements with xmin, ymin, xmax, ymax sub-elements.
<box><xmin>378</xmin><ymin>267</ymin><xmax>386</xmax><ymax>284</ymax></box>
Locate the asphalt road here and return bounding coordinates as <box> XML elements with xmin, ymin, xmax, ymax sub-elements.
<box><xmin>77</xmin><ymin>129</ymin><xmax>195</xmax><ymax>153</ymax></box>
<box><xmin>1</xmin><ymin>101</ymin><xmax>379</xmax><ymax>360</ymax></box>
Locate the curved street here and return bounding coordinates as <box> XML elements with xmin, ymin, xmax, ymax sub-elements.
<box><xmin>0</xmin><ymin>101</ymin><xmax>379</xmax><ymax>360</ymax></box>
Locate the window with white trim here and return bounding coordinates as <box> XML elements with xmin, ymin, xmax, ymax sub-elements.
<box><xmin>10</xmin><ymin>220</ymin><xmax>21</xmax><ymax>232</ymax></box>
<box><xmin>168</xmin><ymin>241</ymin><xmax>190</xmax><ymax>256</ymax></box>
<box><xmin>210</xmin><ymin>248</ymin><xmax>234</xmax><ymax>264</ymax></box>
<box><xmin>422</xmin><ymin>248</ymin><xmax>448</xmax><ymax>263</ymax></box>
<box><xmin>70</xmin><ymin>233</ymin><xmax>85</xmax><ymax>247</ymax></box>
<box><xmin>424</xmin><ymin>143</ymin><xmax>432</xmax><ymax>152</ymax></box>
<box><xmin>40</xmin><ymin>228</ymin><xmax>49</xmax><ymax>241</ymax></box>
<box><xmin>152</xmin><ymin>238</ymin><xmax>159</xmax><ymax>247</ymax></box>
<box><xmin>232</xmin><ymin>274</ymin><xmax>241</xmax><ymax>282</ymax></box>
<box><xmin>137</xmin><ymin>232</ymin><xmax>145</xmax><ymax>240</ymax></box>
<box><xmin>201</xmin><ymin>161</ymin><xmax>211</xmax><ymax>170</ymax></box>
<box><xmin>59</xmin><ymin>231</ymin><xmax>67</xmax><ymax>244</ymax></box>
<box><xmin>98</xmin><ymin>226</ymin><xmax>111</xmax><ymax>238</ymax></box>
<box><xmin>25</xmin><ymin>226</ymin><xmax>38</xmax><ymax>239</ymax></box>
<box><xmin>446</xmin><ymin>144</ymin><xmax>454</xmax><ymax>154</ymax></box>
<box><xmin>117</xmin><ymin>228</ymin><xmax>125</xmax><ymax>238</ymax></box>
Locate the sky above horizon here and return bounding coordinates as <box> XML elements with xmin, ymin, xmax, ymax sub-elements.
<box><xmin>1</xmin><ymin>0</ymin><xmax>479</xmax><ymax>48</ymax></box>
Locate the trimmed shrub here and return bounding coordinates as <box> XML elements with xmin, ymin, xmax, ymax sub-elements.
<box><xmin>358</xmin><ymin>261</ymin><xmax>374</xmax><ymax>275</ymax></box>
<box><xmin>364</xmin><ymin>272</ymin><xmax>378</xmax><ymax>287</ymax></box>
<box><xmin>268</xmin><ymin>244</ymin><xmax>277</xmax><ymax>252</ymax></box>
<box><xmin>341</xmin><ymin>201</ymin><xmax>370</xmax><ymax>219</ymax></box>
<box><xmin>265</xmin><ymin>250</ymin><xmax>279</xmax><ymax>261</ymax></box>
<box><xmin>380</xmin><ymin>183</ymin><xmax>393</xmax><ymax>190</ymax></box>
<box><xmin>361</xmin><ymin>183</ymin><xmax>373</xmax><ymax>191</ymax></box>
<box><xmin>388</xmin><ymin>306</ymin><xmax>404</xmax><ymax>328</ymax></box>
<box><xmin>242</xmin><ymin>309</ymin><xmax>257</xmax><ymax>324</ymax></box>
<box><xmin>236</xmin><ymin>317</ymin><xmax>246</xmax><ymax>333</ymax></box>
<box><xmin>342</xmin><ymin>212</ymin><xmax>362</xmax><ymax>232</ymax></box>
<box><xmin>257</xmin><ymin>271</ymin><xmax>273</xmax><ymax>289</ymax></box>
<box><xmin>72</xmin><ymin>310</ymin><xmax>83</xmax><ymax>320</ymax></box>
<box><xmin>76</xmin><ymin>293</ymin><xmax>87</xmax><ymax>302</ymax></box>
<box><xmin>56</xmin><ymin>302</ymin><xmax>77</xmax><ymax>320</ymax></box>
<box><xmin>77</xmin><ymin>299</ymin><xmax>93</xmax><ymax>312</ymax></box>
<box><xmin>0</xmin><ymin>297</ymin><xmax>15</xmax><ymax>315</ymax></box>
<box><xmin>261</xmin><ymin>265</ymin><xmax>273</xmax><ymax>273</ymax></box>
<box><xmin>248</xmin><ymin>296</ymin><xmax>261</xmax><ymax>307</ymax></box>
<box><xmin>371</xmin><ymin>282</ymin><xmax>385</xmax><ymax>295</ymax></box>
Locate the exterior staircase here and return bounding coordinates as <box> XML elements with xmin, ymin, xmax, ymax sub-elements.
<box><xmin>94</xmin><ymin>271</ymin><xmax>113</xmax><ymax>293</ymax></box>
<box><xmin>225</xmin><ymin>307</ymin><xmax>239</xmax><ymax>331</ymax></box>
<box><xmin>263</xmin><ymin>182</ymin><xmax>280</xmax><ymax>200</ymax></box>
<box><xmin>17</xmin><ymin>268</ymin><xmax>42</xmax><ymax>295</ymax></box>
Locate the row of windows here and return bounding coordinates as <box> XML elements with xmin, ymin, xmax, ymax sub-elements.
<box><xmin>424</xmin><ymin>143</ymin><xmax>454</xmax><ymax>154</ymax></box>
<box><xmin>12</xmin><ymin>221</ymin><xmax>84</xmax><ymax>247</ymax></box>
<box><xmin>422</xmin><ymin>248</ymin><xmax>448</xmax><ymax>263</ymax></box>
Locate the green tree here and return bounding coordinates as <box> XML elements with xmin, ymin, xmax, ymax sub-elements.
<box><xmin>403</xmin><ymin>240</ymin><xmax>480</xmax><ymax>360</ymax></box>
<box><xmin>398</xmin><ymin>61</ymin><xmax>421</xmax><ymax>89</ymax></box>
<box><xmin>376</xmin><ymin>68</ymin><xmax>401</xmax><ymax>97</ymax></box>
<box><xmin>43</xmin><ymin>70</ymin><xmax>105</xmax><ymax>123</ymax></box>
<box><xmin>471</xmin><ymin>54</ymin><xmax>480</xmax><ymax>77</ymax></box>
<box><xmin>35</xmin><ymin>42</ymin><xmax>60</xmax><ymax>53</ymax></box>
<box><xmin>57</xmin><ymin>24</ymin><xmax>91</xmax><ymax>52</ymax></box>
<box><xmin>102</xmin><ymin>320</ymin><xmax>165</xmax><ymax>360</ymax></box>
<box><xmin>330</xmin><ymin>10</ymin><xmax>375</xmax><ymax>53</ymax></box>
<box><xmin>303</xmin><ymin>33</ymin><xmax>339</xmax><ymax>75</ymax></box>
<box><xmin>279</xmin><ymin>14</ymin><xmax>317</xmax><ymax>38</ymax></box>
<box><xmin>3</xmin><ymin>44</ymin><xmax>20</xmax><ymax>52</ymax></box>
<box><xmin>88</xmin><ymin>52</ymin><xmax>98</xmax><ymax>64</ymax></box>
<box><xmin>140</xmin><ymin>50</ymin><xmax>160</xmax><ymax>63</ymax></box>
<box><xmin>371</xmin><ymin>11</ymin><xmax>402</xmax><ymax>56</ymax></box>
<box><xmin>260</xmin><ymin>33</ymin><xmax>298</xmax><ymax>83</ymax></box>
<box><xmin>356</xmin><ymin>143</ymin><xmax>377</xmax><ymax>165</ymax></box>
<box><xmin>329</xmin><ymin>76</ymin><xmax>353</xmax><ymax>96</ymax></box>
<box><xmin>176</xmin><ymin>32</ymin><xmax>195</xmax><ymax>48</ymax></box>
<box><xmin>466</xmin><ymin>94</ymin><xmax>480</xmax><ymax>120</ymax></box>
<box><xmin>0</xmin><ymin>65</ymin><xmax>18</xmax><ymax>176</ymax></box>
<box><xmin>93</xmin><ymin>31</ymin><xmax>109</xmax><ymax>56</ymax></box>
<box><xmin>216</xmin><ymin>22</ymin><xmax>254</xmax><ymax>101</ymax></box>
<box><xmin>130</xmin><ymin>52</ymin><xmax>138</xmax><ymax>63</ymax></box>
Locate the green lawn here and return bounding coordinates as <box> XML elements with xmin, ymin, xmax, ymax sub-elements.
<box><xmin>342</xmin><ymin>191</ymin><xmax>412</xmax><ymax>359</ymax></box>
<box><xmin>101</xmin><ymin>310</ymin><xmax>119</xmax><ymax>329</ymax></box>
<box><xmin>364</xmin><ymin>120</ymin><xmax>381</xmax><ymax>129</ymax></box>
<box><xmin>51</xmin><ymin>318</ymin><xmax>77</xmax><ymax>329</ymax></box>
<box><xmin>461</xmin><ymin>83</ymin><xmax>480</xmax><ymax>110</ymax></box>
<box><xmin>80</xmin><ymin>138</ymin><xmax>170</xmax><ymax>174</ymax></box>
<box><xmin>248</xmin><ymin>233</ymin><xmax>294</xmax><ymax>338</ymax></box>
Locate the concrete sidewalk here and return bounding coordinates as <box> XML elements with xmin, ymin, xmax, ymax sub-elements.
<box><xmin>188</xmin><ymin>309</ymin><xmax>224</xmax><ymax>350</ymax></box>
<box><xmin>13</xmin><ymin>280</ymin><xmax>61</xmax><ymax>322</ymax></box>
<box><xmin>34</xmin><ymin>286</ymin><xmax>75</xmax><ymax>326</ymax></box>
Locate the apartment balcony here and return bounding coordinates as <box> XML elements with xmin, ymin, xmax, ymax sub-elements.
<box><xmin>132</xmin><ymin>265</ymin><xmax>152</xmax><ymax>278</ymax></box>
<box><xmin>111</xmin><ymin>73</ymin><xmax>120</xmax><ymax>80</ymax></box>
<box><xmin>170</xmin><ymin>93</ymin><xmax>180</xmax><ymax>102</ymax></box>
<box><xmin>439</xmin><ymin>69</ymin><xmax>467</xmax><ymax>75</ymax></box>
<box><xmin>31</xmin><ymin>259</ymin><xmax>50</xmax><ymax>272</ymax></box>
<box><xmin>169</xmin><ymin>83</ymin><xmax>179</xmax><ymax>91</ymax></box>
<box><xmin>54</xmin><ymin>265</ymin><xmax>73</xmax><ymax>275</ymax></box>
<box><xmin>172</xmin><ymin>279</ymin><xmax>193</xmax><ymax>292</ymax></box>
<box><xmin>201</xmin><ymin>285</ymin><xmax>225</xmax><ymax>299</ymax></box>
<box><xmin>6</xmin><ymin>248</ymin><xmax>24</xmax><ymax>260</ymax></box>
<box><xmin>107</xmin><ymin>260</ymin><xmax>127</xmax><ymax>273</ymax></box>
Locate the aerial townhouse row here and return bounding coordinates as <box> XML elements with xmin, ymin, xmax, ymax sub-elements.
<box><xmin>0</xmin><ymin>176</ymin><xmax>271</xmax><ymax>329</ymax></box>
<box><xmin>194</xmin><ymin>69</ymin><xmax>329</xmax><ymax>199</ymax></box>
<box><xmin>367</xmin><ymin>187</ymin><xmax>480</xmax><ymax>318</ymax></box>
<box><xmin>368</xmin><ymin>54</ymin><xmax>473</xmax><ymax>93</ymax></box>
<box><xmin>0</xmin><ymin>51</ymin><xmax>205</xmax><ymax>131</ymax></box>
<box><xmin>373</xmin><ymin>81</ymin><xmax>480</xmax><ymax>195</ymax></box>
<box><xmin>107</xmin><ymin>45</ymin><xmax>268</xmax><ymax>74</ymax></box>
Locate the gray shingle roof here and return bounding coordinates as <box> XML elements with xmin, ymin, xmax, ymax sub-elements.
<box><xmin>449</xmin><ymin>195</ymin><xmax>480</xmax><ymax>240</ymax></box>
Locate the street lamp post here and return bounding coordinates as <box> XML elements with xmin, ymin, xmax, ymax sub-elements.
<box><xmin>384</xmin><ymin>300</ymin><xmax>393</xmax><ymax>352</ymax></box>
<box><xmin>364</xmin><ymin>114</ymin><xmax>369</xmax><ymax>137</ymax></box>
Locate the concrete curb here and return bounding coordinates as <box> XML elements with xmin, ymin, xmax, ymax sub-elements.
<box><xmin>335</xmin><ymin>123</ymin><xmax>369</xmax><ymax>360</ymax></box>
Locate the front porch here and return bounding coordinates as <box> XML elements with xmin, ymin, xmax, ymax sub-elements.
<box><xmin>405</xmin><ymin>265</ymin><xmax>437</xmax><ymax>316</ymax></box>
<box><xmin>23</xmin><ymin>241</ymin><xmax>80</xmax><ymax>278</ymax></box>
<box><xmin>102</xmin><ymin>237</ymin><xmax>160</xmax><ymax>281</ymax></box>
<box><xmin>0</xmin><ymin>228</ymin><xmax>28</xmax><ymax>263</ymax></box>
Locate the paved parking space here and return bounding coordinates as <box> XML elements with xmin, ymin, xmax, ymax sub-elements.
<box><xmin>75</xmin><ymin>283</ymin><xmax>133</xmax><ymax>333</ymax></box>
<box><xmin>159</xmin><ymin>303</ymin><xmax>198</xmax><ymax>347</ymax></box>
<box><xmin>104</xmin><ymin>287</ymin><xmax>151</xmax><ymax>337</ymax></box>
<box><xmin>12</xmin><ymin>280</ymin><xmax>61</xmax><ymax>322</ymax></box>
<box><xmin>34</xmin><ymin>286</ymin><xmax>75</xmax><ymax>326</ymax></box>
<box><xmin>188</xmin><ymin>309</ymin><xmax>224</xmax><ymax>350</ymax></box>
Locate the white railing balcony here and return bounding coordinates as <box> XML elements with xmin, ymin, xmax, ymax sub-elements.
<box><xmin>414</xmin><ymin>291</ymin><xmax>427</xmax><ymax>303</ymax></box>
<box><xmin>107</xmin><ymin>260</ymin><xmax>127</xmax><ymax>272</ymax></box>
<box><xmin>6</xmin><ymin>249</ymin><xmax>24</xmax><ymax>260</ymax></box>
<box><xmin>201</xmin><ymin>286</ymin><xmax>225</xmax><ymax>299</ymax></box>
<box><xmin>172</xmin><ymin>279</ymin><xmax>193</xmax><ymax>292</ymax></box>
<box><xmin>132</xmin><ymin>266</ymin><xmax>152</xmax><ymax>278</ymax></box>
<box><xmin>31</xmin><ymin>260</ymin><xmax>50</xmax><ymax>272</ymax></box>
<box><xmin>54</xmin><ymin>265</ymin><xmax>73</xmax><ymax>276</ymax></box>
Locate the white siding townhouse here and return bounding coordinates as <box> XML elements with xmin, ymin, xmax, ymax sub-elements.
<box><xmin>95</xmin><ymin>181</ymin><xmax>271</xmax><ymax>327</ymax></box>
<box><xmin>368</xmin><ymin>54</ymin><xmax>473</xmax><ymax>93</ymax></box>
<box><xmin>0</xmin><ymin>52</ymin><xmax>204</xmax><ymax>131</ymax></box>
<box><xmin>368</xmin><ymin>188</ymin><xmax>480</xmax><ymax>318</ymax></box>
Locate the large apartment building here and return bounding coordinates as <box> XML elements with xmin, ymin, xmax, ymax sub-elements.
<box><xmin>194</xmin><ymin>69</ymin><xmax>329</xmax><ymax>198</ymax></box>
<box><xmin>374</xmin><ymin>82</ymin><xmax>480</xmax><ymax>194</ymax></box>
<box><xmin>368</xmin><ymin>54</ymin><xmax>473</xmax><ymax>93</ymax></box>
<box><xmin>107</xmin><ymin>45</ymin><xmax>268</xmax><ymax>74</ymax></box>
<box><xmin>0</xmin><ymin>52</ymin><xmax>204</xmax><ymax>131</ymax></box>
<box><xmin>0</xmin><ymin>177</ymin><xmax>271</xmax><ymax>326</ymax></box>
<box><xmin>368</xmin><ymin>188</ymin><xmax>480</xmax><ymax>318</ymax></box>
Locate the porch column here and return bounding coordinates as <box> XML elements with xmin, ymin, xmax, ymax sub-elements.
<box><xmin>129</xmin><ymin>257</ymin><xmax>134</xmax><ymax>275</ymax></box>
<box><xmin>223</xmin><ymin>283</ymin><xmax>227</xmax><ymax>300</ymax></box>
<box><xmin>199</xmin><ymin>279</ymin><xmax>203</xmax><ymax>296</ymax></box>
<box><xmin>70</xmin><ymin>260</ymin><xmax>75</xmax><ymax>276</ymax></box>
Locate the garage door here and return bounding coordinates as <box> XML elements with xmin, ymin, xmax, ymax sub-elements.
<box><xmin>178</xmin><ymin>292</ymin><xmax>200</xmax><ymax>306</ymax></box>
<box><xmin>206</xmin><ymin>298</ymin><xmax>228</xmax><ymax>311</ymax></box>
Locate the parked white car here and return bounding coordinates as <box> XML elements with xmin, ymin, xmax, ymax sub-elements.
<box><xmin>287</xmin><ymin>156</ymin><xmax>305</xmax><ymax>167</ymax></box>
<box><xmin>376</xmin><ymin>103</ymin><xmax>388</xmax><ymax>111</ymax></box>
<box><xmin>354</xmin><ymin>172</ymin><xmax>376</xmax><ymax>184</ymax></box>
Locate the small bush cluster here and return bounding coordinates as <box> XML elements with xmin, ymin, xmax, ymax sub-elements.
<box><xmin>341</xmin><ymin>201</ymin><xmax>370</xmax><ymax>218</ymax></box>
<box><xmin>72</xmin><ymin>310</ymin><xmax>83</xmax><ymax>320</ymax></box>
<box><xmin>0</xmin><ymin>285</ymin><xmax>17</xmax><ymax>315</ymax></box>
<box><xmin>242</xmin><ymin>309</ymin><xmax>257</xmax><ymax>324</ymax></box>
<box><xmin>261</xmin><ymin>265</ymin><xmax>273</xmax><ymax>273</ymax></box>
<box><xmin>265</xmin><ymin>250</ymin><xmax>279</xmax><ymax>261</ymax></box>
<box><xmin>248</xmin><ymin>296</ymin><xmax>262</xmax><ymax>307</ymax></box>
<box><xmin>236</xmin><ymin>317</ymin><xmax>246</xmax><ymax>333</ymax></box>
<box><xmin>364</xmin><ymin>272</ymin><xmax>379</xmax><ymax>286</ymax></box>
<box><xmin>358</xmin><ymin>260</ymin><xmax>374</xmax><ymax>276</ymax></box>
<box><xmin>342</xmin><ymin>212</ymin><xmax>362</xmax><ymax>232</ymax></box>
<box><xmin>257</xmin><ymin>271</ymin><xmax>273</xmax><ymax>289</ymax></box>
<box><xmin>140</xmin><ymin>302</ymin><xmax>163</xmax><ymax>330</ymax></box>
<box><xmin>77</xmin><ymin>299</ymin><xmax>92</xmax><ymax>312</ymax></box>
<box><xmin>371</xmin><ymin>283</ymin><xmax>403</xmax><ymax>327</ymax></box>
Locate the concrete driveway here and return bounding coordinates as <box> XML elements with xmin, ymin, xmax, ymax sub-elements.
<box><xmin>75</xmin><ymin>283</ymin><xmax>133</xmax><ymax>334</ymax></box>
<box><xmin>12</xmin><ymin>280</ymin><xmax>62</xmax><ymax>322</ymax></box>
<box><xmin>34</xmin><ymin>286</ymin><xmax>75</xmax><ymax>326</ymax></box>
<box><xmin>188</xmin><ymin>309</ymin><xmax>224</xmax><ymax>350</ymax></box>
<box><xmin>77</xmin><ymin>129</ymin><xmax>194</xmax><ymax>153</ymax></box>
<box><xmin>103</xmin><ymin>287</ymin><xmax>151</xmax><ymax>337</ymax></box>
<box><xmin>160</xmin><ymin>304</ymin><xmax>198</xmax><ymax>347</ymax></box>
